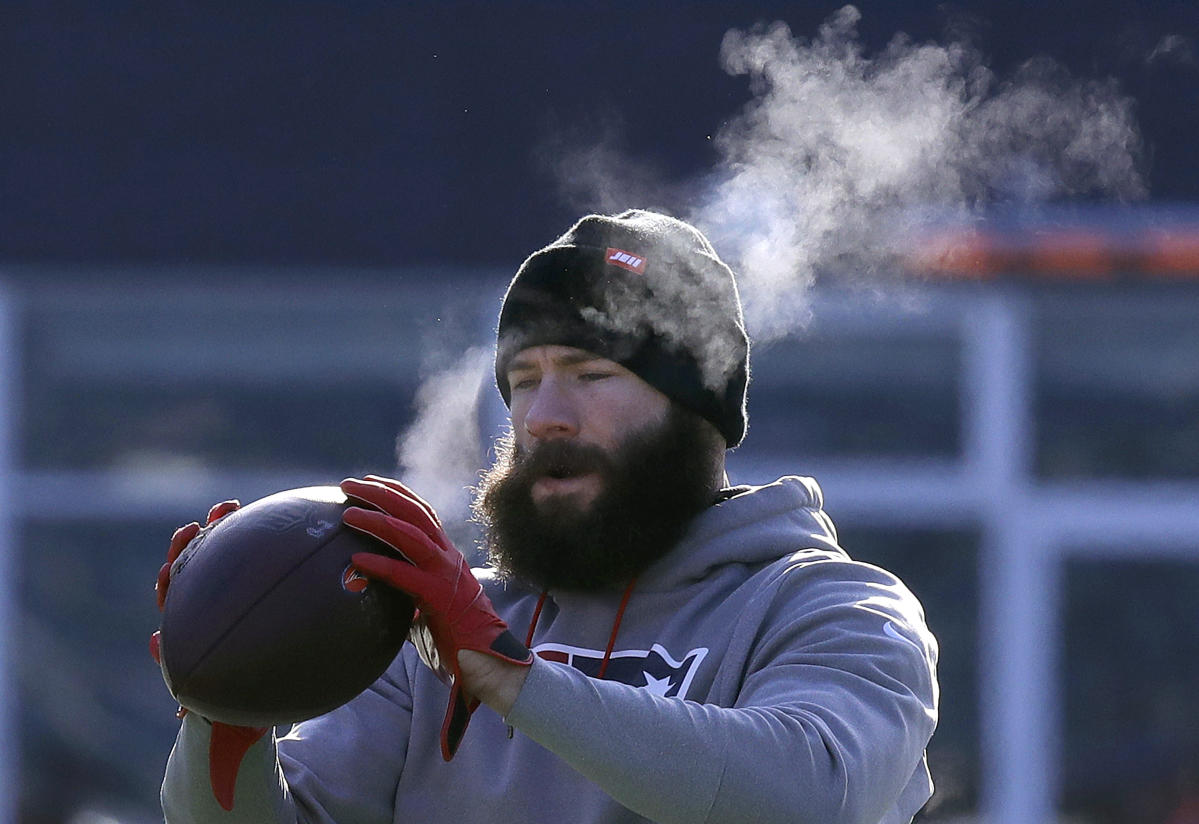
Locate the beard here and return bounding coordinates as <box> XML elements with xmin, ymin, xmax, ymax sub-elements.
<box><xmin>473</xmin><ymin>405</ymin><xmax>723</xmax><ymax>593</ymax></box>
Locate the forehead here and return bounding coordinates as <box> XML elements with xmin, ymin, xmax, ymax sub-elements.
<box><xmin>505</xmin><ymin>344</ymin><xmax>617</xmax><ymax>373</ymax></box>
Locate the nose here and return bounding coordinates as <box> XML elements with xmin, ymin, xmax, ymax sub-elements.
<box><xmin>521</xmin><ymin>377</ymin><xmax>580</xmax><ymax>441</ymax></box>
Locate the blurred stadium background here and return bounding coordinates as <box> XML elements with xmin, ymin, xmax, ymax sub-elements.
<box><xmin>2</xmin><ymin>3</ymin><xmax>1197</xmax><ymax>823</ymax></box>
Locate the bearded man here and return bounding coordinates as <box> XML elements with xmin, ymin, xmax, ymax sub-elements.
<box><xmin>158</xmin><ymin>210</ymin><xmax>939</xmax><ymax>824</ymax></box>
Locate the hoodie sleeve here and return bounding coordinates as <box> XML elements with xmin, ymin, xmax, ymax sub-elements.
<box><xmin>504</xmin><ymin>556</ymin><xmax>939</xmax><ymax>824</ymax></box>
<box><xmin>161</xmin><ymin>649</ymin><xmax>417</xmax><ymax>824</ymax></box>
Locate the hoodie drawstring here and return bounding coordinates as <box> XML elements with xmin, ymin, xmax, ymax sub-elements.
<box><xmin>597</xmin><ymin>578</ymin><xmax>636</xmax><ymax>679</ymax></box>
<box><xmin>522</xmin><ymin>577</ymin><xmax>638</xmax><ymax>677</ymax></box>
<box><xmin>524</xmin><ymin>590</ymin><xmax>549</xmax><ymax>648</ymax></box>
<box><xmin>508</xmin><ymin>579</ymin><xmax>637</xmax><ymax>741</ymax></box>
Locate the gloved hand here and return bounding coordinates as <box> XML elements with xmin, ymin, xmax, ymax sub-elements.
<box><xmin>340</xmin><ymin>476</ymin><xmax>533</xmax><ymax>760</ymax></box>
<box><xmin>151</xmin><ymin>499</ymin><xmax>269</xmax><ymax>812</ymax></box>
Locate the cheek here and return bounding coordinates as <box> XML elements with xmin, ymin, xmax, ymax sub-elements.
<box><xmin>586</xmin><ymin>385</ymin><xmax>670</xmax><ymax>440</ymax></box>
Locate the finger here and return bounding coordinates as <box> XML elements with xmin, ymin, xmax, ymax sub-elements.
<box><xmin>167</xmin><ymin>522</ymin><xmax>202</xmax><ymax>565</ymax></box>
<box><xmin>345</xmin><ymin>475</ymin><xmax>444</xmax><ymax>532</ymax></box>
<box><xmin>206</xmin><ymin>500</ymin><xmax>240</xmax><ymax>525</ymax></box>
<box><xmin>351</xmin><ymin>551</ymin><xmax>440</xmax><ymax>599</ymax></box>
<box><xmin>363</xmin><ymin>475</ymin><xmax>443</xmax><ymax>529</ymax></box>
<box><xmin>343</xmin><ymin>506</ymin><xmax>445</xmax><ymax>567</ymax></box>
<box><xmin>161</xmin><ymin>522</ymin><xmax>202</xmax><ymax>609</ymax></box>
<box><xmin>341</xmin><ymin>477</ymin><xmax>431</xmax><ymax>522</ymax></box>
<box><xmin>341</xmin><ymin>479</ymin><xmax>447</xmax><ymax>548</ymax></box>
<box><xmin>156</xmin><ymin>562</ymin><xmax>172</xmax><ymax>610</ymax></box>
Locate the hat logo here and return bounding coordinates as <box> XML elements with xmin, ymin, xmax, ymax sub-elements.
<box><xmin>605</xmin><ymin>247</ymin><xmax>647</xmax><ymax>274</ymax></box>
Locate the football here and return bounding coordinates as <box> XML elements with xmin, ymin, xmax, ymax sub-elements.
<box><xmin>157</xmin><ymin>485</ymin><xmax>414</xmax><ymax>727</ymax></box>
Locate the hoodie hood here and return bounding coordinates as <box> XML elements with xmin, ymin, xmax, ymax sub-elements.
<box><xmin>636</xmin><ymin>475</ymin><xmax>843</xmax><ymax>591</ymax></box>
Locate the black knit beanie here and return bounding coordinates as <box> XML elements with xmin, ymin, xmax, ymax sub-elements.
<box><xmin>495</xmin><ymin>209</ymin><xmax>750</xmax><ymax>447</ymax></box>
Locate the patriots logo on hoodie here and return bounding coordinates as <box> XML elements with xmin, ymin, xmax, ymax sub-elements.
<box><xmin>533</xmin><ymin>643</ymin><xmax>708</xmax><ymax>698</ymax></box>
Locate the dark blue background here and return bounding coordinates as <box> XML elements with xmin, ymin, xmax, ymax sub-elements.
<box><xmin>3</xmin><ymin>1</ymin><xmax>1197</xmax><ymax>267</ymax></box>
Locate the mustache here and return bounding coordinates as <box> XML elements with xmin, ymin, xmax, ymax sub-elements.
<box><xmin>511</xmin><ymin>439</ymin><xmax>613</xmax><ymax>480</ymax></box>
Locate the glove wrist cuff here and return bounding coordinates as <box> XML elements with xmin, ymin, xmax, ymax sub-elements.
<box><xmin>489</xmin><ymin>629</ymin><xmax>534</xmax><ymax>666</ymax></box>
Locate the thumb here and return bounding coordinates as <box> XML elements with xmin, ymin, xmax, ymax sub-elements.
<box><xmin>209</xmin><ymin>722</ymin><xmax>269</xmax><ymax>811</ymax></box>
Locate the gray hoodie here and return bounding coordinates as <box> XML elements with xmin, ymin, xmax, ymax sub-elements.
<box><xmin>162</xmin><ymin>476</ymin><xmax>939</xmax><ymax>824</ymax></box>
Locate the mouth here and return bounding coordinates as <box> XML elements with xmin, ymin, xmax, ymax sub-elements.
<box><xmin>518</xmin><ymin>442</ymin><xmax>608</xmax><ymax>506</ymax></box>
<box><xmin>544</xmin><ymin>464</ymin><xmax>580</xmax><ymax>480</ymax></box>
<box><xmin>531</xmin><ymin>471</ymin><xmax>601</xmax><ymax>504</ymax></box>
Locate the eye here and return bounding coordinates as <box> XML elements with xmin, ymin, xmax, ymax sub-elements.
<box><xmin>579</xmin><ymin>371</ymin><xmax>613</xmax><ymax>382</ymax></box>
<box><xmin>510</xmin><ymin>376</ymin><xmax>539</xmax><ymax>391</ymax></box>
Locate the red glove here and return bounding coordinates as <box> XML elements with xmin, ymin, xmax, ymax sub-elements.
<box><xmin>340</xmin><ymin>476</ymin><xmax>533</xmax><ymax>760</ymax></box>
<box><xmin>151</xmin><ymin>500</ymin><xmax>269</xmax><ymax>812</ymax></box>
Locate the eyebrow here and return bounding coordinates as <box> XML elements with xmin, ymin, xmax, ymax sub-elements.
<box><xmin>507</xmin><ymin>351</ymin><xmax>606</xmax><ymax>373</ymax></box>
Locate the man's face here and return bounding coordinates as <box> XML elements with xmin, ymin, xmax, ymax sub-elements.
<box><xmin>504</xmin><ymin>345</ymin><xmax>672</xmax><ymax>512</ymax></box>
<box><xmin>475</xmin><ymin>345</ymin><xmax>723</xmax><ymax>591</ymax></box>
